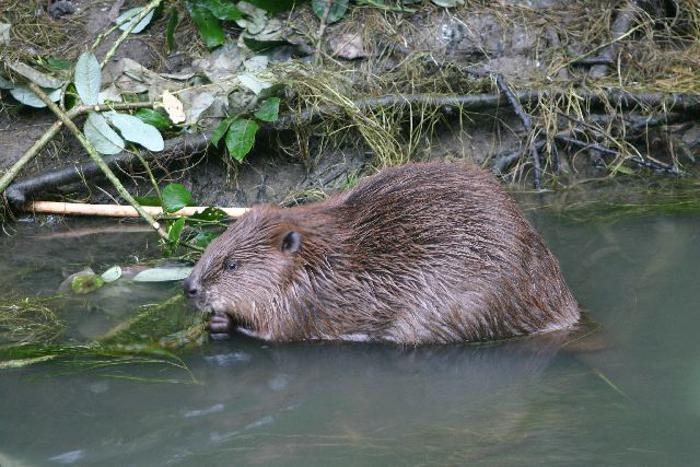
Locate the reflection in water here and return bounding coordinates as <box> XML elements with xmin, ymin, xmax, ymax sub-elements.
<box><xmin>1</xmin><ymin>213</ymin><xmax>699</xmax><ymax>466</ymax></box>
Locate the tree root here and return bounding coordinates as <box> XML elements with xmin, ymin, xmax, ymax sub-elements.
<box><xmin>5</xmin><ymin>87</ymin><xmax>696</xmax><ymax>211</ymax></box>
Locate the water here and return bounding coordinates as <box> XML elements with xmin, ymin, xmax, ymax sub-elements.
<box><xmin>1</xmin><ymin>208</ymin><xmax>699</xmax><ymax>466</ymax></box>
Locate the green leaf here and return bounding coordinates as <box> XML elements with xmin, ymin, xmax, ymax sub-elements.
<box><xmin>84</xmin><ymin>112</ymin><xmax>125</xmax><ymax>155</ymax></box>
<box><xmin>165</xmin><ymin>7</ymin><xmax>179</xmax><ymax>52</ymax></box>
<box><xmin>74</xmin><ymin>52</ymin><xmax>101</xmax><ymax>105</ymax></box>
<box><xmin>133</xmin><ymin>195</ymin><xmax>162</xmax><ymax>206</ymax></box>
<box><xmin>133</xmin><ymin>267</ymin><xmax>193</xmax><ymax>282</ymax></box>
<box><xmin>254</xmin><ymin>97</ymin><xmax>280</xmax><ymax>122</ymax></box>
<box><xmin>101</xmin><ymin>266</ymin><xmax>123</xmax><ymax>283</ymax></box>
<box><xmin>189</xmin><ymin>5</ymin><xmax>225</xmax><ymax>48</ymax></box>
<box><xmin>242</xmin><ymin>37</ymin><xmax>290</xmax><ymax>52</ymax></box>
<box><xmin>245</xmin><ymin>0</ymin><xmax>297</xmax><ymax>14</ymax></box>
<box><xmin>199</xmin><ymin>0</ymin><xmax>243</xmax><ymax>20</ymax></box>
<box><xmin>168</xmin><ymin>217</ymin><xmax>186</xmax><ymax>246</ymax></box>
<box><xmin>225</xmin><ymin>119</ymin><xmax>259</xmax><ymax>162</ymax></box>
<box><xmin>116</xmin><ymin>7</ymin><xmax>155</xmax><ymax>34</ymax></box>
<box><xmin>211</xmin><ymin>116</ymin><xmax>234</xmax><ymax>147</ymax></box>
<box><xmin>46</xmin><ymin>57</ymin><xmax>72</xmax><ymax>71</ymax></box>
<box><xmin>8</xmin><ymin>86</ymin><xmax>61</xmax><ymax>107</ymax></box>
<box><xmin>193</xmin><ymin>232</ymin><xmax>219</xmax><ymax>248</ymax></box>
<box><xmin>188</xmin><ymin>207</ymin><xmax>228</xmax><ymax>222</ymax></box>
<box><xmin>135</xmin><ymin>108</ymin><xmax>173</xmax><ymax>131</ymax></box>
<box><xmin>311</xmin><ymin>0</ymin><xmax>348</xmax><ymax>24</ymax></box>
<box><xmin>71</xmin><ymin>272</ymin><xmax>105</xmax><ymax>295</ymax></box>
<box><xmin>105</xmin><ymin>111</ymin><xmax>165</xmax><ymax>151</ymax></box>
<box><xmin>161</xmin><ymin>183</ymin><xmax>193</xmax><ymax>212</ymax></box>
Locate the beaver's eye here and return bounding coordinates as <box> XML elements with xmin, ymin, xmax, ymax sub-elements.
<box><xmin>224</xmin><ymin>259</ymin><xmax>238</xmax><ymax>272</ymax></box>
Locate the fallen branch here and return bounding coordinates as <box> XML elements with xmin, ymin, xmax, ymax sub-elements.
<box><xmin>4</xmin><ymin>132</ymin><xmax>209</xmax><ymax>209</ymax></box>
<box><xmin>25</xmin><ymin>82</ymin><xmax>168</xmax><ymax>240</ymax></box>
<box><xmin>0</xmin><ymin>101</ymin><xmax>154</xmax><ymax>196</ymax></box>
<box><xmin>25</xmin><ymin>201</ymin><xmax>248</xmax><ymax>218</ymax></box>
<box><xmin>273</xmin><ymin>89</ymin><xmax>700</xmax><ymax>130</ymax></box>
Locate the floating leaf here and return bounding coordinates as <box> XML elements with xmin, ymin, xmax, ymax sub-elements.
<box><xmin>162</xmin><ymin>183</ymin><xmax>193</xmax><ymax>213</ymax></box>
<box><xmin>133</xmin><ymin>267</ymin><xmax>193</xmax><ymax>282</ymax></box>
<box><xmin>161</xmin><ymin>90</ymin><xmax>186</xmax><ymax>124</ymax></box>
<box><xmin>71</xmin><ymin>272</ymin><xmax>105</xmax><ymax>295</ymax></box>
<box><xmin>7</xmin><ymin>60</ymin><xmax>64</xmax><ymax>89</ymax></box>
<box><xmin>74</xmin><ymin>52</ymin><xmax>101</xmax><ymax>105</ymax></box>
<box><xmin>116</xmin><ymin>7</ymin><xmax>155</xmax><ymax>34</ymax></box>
<box><xmin>101</xmin><ymin>266</ymin><xmax>123</xmax><ymax>283</ymax></box>
<box><xmin>84</xmin><ymin>112</ymin><xmax>125</xmax><ymax>155</ymax></box>
<box><xmin>254</xmin><ymin>97</ymin><xmax>280</xmax><ymax>122</ymax></box>
<box><xmin>200</xmin><ymin>0</ymin><xmax>243</xmax><ymax>20</ymax></box>
<box><xmin>189</xmin><ymin>5</ymin><xmax>225</xmax><ymax>48</ymax></box>
<box><xmin>311</xmin><ymin>0</ymin><xmax>349</xmax><ymax>24</ymax></box>
<box><xmin>105</xmin><ymin>111</ymin><xmax>165</xmax><ymax>151</ymax></box>
<box><xmin>9</xmin><ymin>86</ymin><xmax>62</xmax><ymax>108</ymax></box>
<box><xmin>211</xmin><ymin>116</ymin><xmax>234</xmax><ymax>146</ymax></box>
<box><xmin>225</xmin><ymin>119</ymin><xmax>259</xmax><ymax>162</ymax></box>
<box><xmin>135</xmin><ymin>108</ymin><xmax>173</xmax><ymax>131</ymax></box>
<box><xmin>165</xmin><ymin>7</ymin><xmax>179</xmax><ymax>52</ymax></box>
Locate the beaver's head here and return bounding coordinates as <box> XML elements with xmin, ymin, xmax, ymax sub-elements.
<box><xmin>183</xmin><ymin>205</ymin><xmax>304</xmax><ymax>335</ymax></box>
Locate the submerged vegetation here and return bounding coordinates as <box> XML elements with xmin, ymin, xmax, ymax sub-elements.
<box><xmin>0</xmin><ymin>292</ymin><xmax>206</xmax><ymax>378</ymax></box>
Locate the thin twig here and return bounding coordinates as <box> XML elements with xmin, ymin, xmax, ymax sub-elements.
<box><xmin>314</xmin><ymin>1</ymin><xmax>334</xmax><ymax>66</ymax></box>
<box><xmin>100</xmin><ymin>0</ymin><xmax>162</xmax><ymax>68</ymax></box>
<box><xmin>26</xmin><ymin>82</ymin><xmax>169</xmax><ymax>240</ymax></box>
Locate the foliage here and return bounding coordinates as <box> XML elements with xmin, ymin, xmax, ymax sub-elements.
<box><xmin>0</xmin><ymin>294</ymin><xmax>206</xmax><ymax>376</ymax></box>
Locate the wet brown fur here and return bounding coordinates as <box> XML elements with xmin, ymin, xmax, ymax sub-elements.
<box><xmin>185</xmin><ymin>162</ymin><xmax>580</xmax><ymax>344</ymax></box>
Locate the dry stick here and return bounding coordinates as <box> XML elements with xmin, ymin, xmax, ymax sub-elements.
<box><xmin>0</xmin><ymin>101</ymin><xmax>154</xmax><ymax>196</ymax></box>
<box><xmin>590</xmin><ymin>0</ymin><xmax>642</xmax><ymax>78</ymax></box>
<box><xmin>27</xmin><ymin>201</ymin><xmax>248</xmax><ymax>218</ymax></box>
<box><xmin>26</xmin><ymin>82</ymin><xmax>169</xmax><ymax>240</ymax></box>
<box><xmin>494</xmin><ymin>74</ymin><xmax>542</xmax><ymax>190</ymax></box>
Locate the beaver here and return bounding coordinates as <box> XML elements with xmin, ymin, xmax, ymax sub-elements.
<box><xmin>184</xmin><ymin>162</ymin><xmax>580</xmax><ymax>344</ymax></box>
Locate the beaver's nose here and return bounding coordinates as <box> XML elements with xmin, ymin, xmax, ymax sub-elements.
<box><xmin>183</xmin><ymin>277</ymin><xmax>198</xmax><ymax>298</ymax></box>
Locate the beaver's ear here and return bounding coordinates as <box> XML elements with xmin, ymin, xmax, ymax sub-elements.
<box><xmin>281</xmin><ymin>231</ymin><xmax>302</xmax><ymax>254</ymax></box>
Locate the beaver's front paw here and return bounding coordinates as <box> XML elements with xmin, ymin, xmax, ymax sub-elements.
<box><xmin>208</xmin><ymin>313</ymin><xmax>233</xmax><ymax>340</ymax></box>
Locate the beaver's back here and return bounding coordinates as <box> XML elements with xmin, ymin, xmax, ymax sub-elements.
<box><xmin>314</xmin><ymin>162</ymin><xmax>580</xmax><ymax>343</ymax></box>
